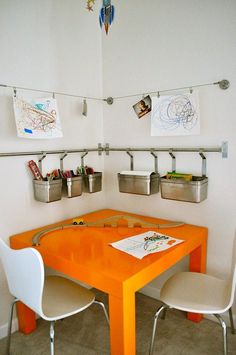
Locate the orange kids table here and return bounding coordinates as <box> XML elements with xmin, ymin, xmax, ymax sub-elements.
<box><xmin>10</xmin><ymin>209</ymin><xmax>207</xmax><ymax>355</ymax></box>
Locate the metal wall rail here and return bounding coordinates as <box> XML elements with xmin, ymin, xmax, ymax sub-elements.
<box><xmin>0</xmin><ymin>141</ymin><xmax>228</xmax><ymax>158</ymax></box>
<box><xmin>0</xmin><ymin>147</ymin><xmax>101</xmax><ymax>158</ymax></box>
<box><xmin>108</xmin><ymin>146</ymin><xmax>223</xmax><ymax>153</ymax></box>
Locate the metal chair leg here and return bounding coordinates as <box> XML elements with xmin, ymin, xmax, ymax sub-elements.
<box><xmin>160</xmin><ymin>306</ymin><xmax>168</xmax><ymax>320</ymax></box>
<box><xmin>94</xmin><ymin>300</ymin><xmax>110</xmax><ymax>325</ymax></box>
<box><xmin>6</xmin><ymin>298</ymin><xmax>18</xmax><ymax>355</ymax></box>
<box><xmin>214</xmin><ymin>314</ymin><xmax>228</xmax><ymax>355</ymax></box>
<box><xmin>228</xmin><ymin>307</ymin><xmax>236</xmax><ymax>334</ymax></box>
<box><xmin>50</xmin><ymin>321</ymin><xmax>55</xmax><ymax>355</ymax></box>
<box><xmin>149</xmin><ymin>304</ymin><xmax>169</xmax><ymax>355</ymax></box>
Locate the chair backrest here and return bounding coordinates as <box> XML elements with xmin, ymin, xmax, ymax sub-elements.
<box><xmin>0</xmin><ymin>238</ymin><xmax>45</xmax><ymax>317</ymax></box>
<box><xmin>227</xmin><ymin>231</ymin><xmax>236</xmax><ymax>308</ymax></box>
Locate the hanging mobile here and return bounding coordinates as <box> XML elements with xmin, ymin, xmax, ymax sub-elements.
<box><xmin>99</xmin><ymin>0</ymin><xmax>115</xmax><ymax>35</ymax></box>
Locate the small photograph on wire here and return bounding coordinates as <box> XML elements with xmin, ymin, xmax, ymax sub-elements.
<box><xmin>133</xmin><ymin>95</ymin><xmax>151</xmax><ymax>119</ymax></box>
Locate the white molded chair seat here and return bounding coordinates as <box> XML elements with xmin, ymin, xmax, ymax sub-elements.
<box><xmin>149</xmin><ymin>233</ymin><xmax>236</xmax><ymax>355</ymax></box>
<box><xmin>0</xmin><ymin>239</ymin><xmax>109</xmax><ymax>355</ymax></box>
<box><xmin>160</xmin><ymin>271</ymin><xmax>230</xmax><ymax>314</ymax></box>
<box><xmin>42</xmin><ymin>276</ymin><xmax>95</xmax><ymax>320</ymax></box>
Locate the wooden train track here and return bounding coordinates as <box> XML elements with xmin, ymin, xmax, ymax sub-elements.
<box><xmin>32</xmin><ymin>214</ymin><xmax>185</xmax><ymax>246</ymax></box>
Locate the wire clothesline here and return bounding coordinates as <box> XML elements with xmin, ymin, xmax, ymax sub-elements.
<box><xmin>112</xmin><ymin>79</ymin><xmax>230</xmax><ymax>100</ymax></box>
<box><xmin>0</xmin><ymin>83</ymin><xmax>103</xmax><ymax>102</ymax></box>
<box><xmin>0</xmin><ymin>79</ymin><xmax>230</xmax><ymax>105</ymax></box>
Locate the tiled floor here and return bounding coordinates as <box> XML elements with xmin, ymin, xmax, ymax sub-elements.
<box><xmin>0</xmin><ymin>291</ymin><xmax>235</xmax><ymax>354</ymax></box>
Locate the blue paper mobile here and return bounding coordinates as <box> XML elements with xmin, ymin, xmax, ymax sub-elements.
<box><xmin>99</xmin><ymin>0</ymin><xmax>115</xmax><ymax>34</ymax></box>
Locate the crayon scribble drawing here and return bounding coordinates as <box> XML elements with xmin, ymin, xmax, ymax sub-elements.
<box><xmin>110</xmin><ymin>231</ymin><xmax>184</xmax><ymax>259</ymax></box>
<box><xmin>151</xmin><ymin>92</ymin><xmax>200</xmax><ymax>136</ymax></box>
<box><xmin>13</xmin><ymin>97</ymin><xmax>63</xmax><ymax>139</ymax></box>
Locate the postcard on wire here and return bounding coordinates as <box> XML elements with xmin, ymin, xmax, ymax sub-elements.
<box><xmin>110</xmin><ymin>231</ymin><xmax>183</xmax><ymax>259</ymax></box>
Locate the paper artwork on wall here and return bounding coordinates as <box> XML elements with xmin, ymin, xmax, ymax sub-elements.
<box><xmin>13</xmin><ymin>97</ymin><xmax>63</xmax><ymax>139</ymax></box>
<box><xmin>151</xmin><ymin>92</ymin><xmax>200</xmax><ymax>136</ymax></box>
<box><xmin>133</xmin><ymin>95</ymin><xmax>152</xmax><ymax>119</ymax></box>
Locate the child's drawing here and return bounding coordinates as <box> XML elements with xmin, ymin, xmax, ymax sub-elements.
<box><xmin>110</xmin><ymin>231</ymin><xmax>184</xmax><ymax>259</ymax></box>
<box><xmin>13</xmin><ymin>97</ymin><xmax>63</xmax><ymax>139</ymax></box>
<box><xmin>151</xmin><ymin>92</ymin><xmax>200</xmax><ymax>136</ymax></box>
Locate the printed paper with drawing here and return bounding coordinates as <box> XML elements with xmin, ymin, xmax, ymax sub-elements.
<box><xmin>110</xmin><ymin>231</ymin><xmax>184</xmax><ymax>259</ymax></box>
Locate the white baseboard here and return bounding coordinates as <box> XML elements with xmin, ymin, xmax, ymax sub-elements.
<box><xmin>140</xmin><ymin>284</ymin><xmax>161</xmax><ymax>300</ymax></box>
<box><xmin>140</xmin><ymin>285</ymin><xmax>236</xmax><ymax>328</ymax></box>
<box><xmin>0</xmin><ymin>318</ymin><xmax>18</xmax><ymax>340</ymax></box>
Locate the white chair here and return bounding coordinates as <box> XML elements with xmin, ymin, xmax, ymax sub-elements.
<box><xmin>149</xmin><ymin>234</ymin><xmax>236</xmax><ymax>355</ymax></box>
<box><xmin>0</xmin><ymin>239</ymin><xmax>109</xmax><ymax>355</ymax></box>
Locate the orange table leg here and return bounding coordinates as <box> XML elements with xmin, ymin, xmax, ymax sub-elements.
<box><xmin>109</xmin><ymin>291</ymin><xmax>136</xmax><ymax>355</ymax></box>
<box><xmin>188</xmin><ymin>241</ymin><xmax>207</xmax><ymax>322</ymax></box>
<box><xmin>16</xmin><ymin>302</ymin><xmax>36</xmax><ymax>334</ymax></box>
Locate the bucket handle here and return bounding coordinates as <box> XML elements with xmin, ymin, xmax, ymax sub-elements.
<box><xmin>126</xmin><ymin>150</ymin><xmax>134</xmax><ymax>171</ymax></box>
<box><xmin>199</xmin><ymin>150</ymin><xmax>207</xmax><ymax>177</ymax></box>
<box><xmin>60</xmin><ymin>151</ymin><xmax>68</xmax><ymax>171</ymax></box>
<box><xmin>38</xmin><ymin>152</ymin><xmax>46</xmax><ymax>174</ymax></box>
<box><xmin>169</xmin><ymin>149</ymin><xmax>176</xmax><ymax>173</ymax></box>
<box><xmin>81</xmin><ymin>151</ymin><xmax>88</xmax><ymax>167</ymax></box>
<box><xmin>150</xmin><ymin>150</ymin><xmax>158</xmax><ymax>173</ymax></box>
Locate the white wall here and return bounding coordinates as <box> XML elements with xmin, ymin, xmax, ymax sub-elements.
<box><xmin>102</xmin><ymin>0</ymin><xmax>236</xmax><ymax>301</ymax></box>
<box><xmin>0</xmin><ymin>0</ymin><xmax>105</xmax><ymax>334</ymax></box>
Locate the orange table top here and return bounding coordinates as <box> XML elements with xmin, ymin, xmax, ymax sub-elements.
<box><xmin>10</xmin><ymin>209</ymin><xmax>208</xmax><ymax>296</ymax></box>
<box><xmin>10</xmin><ymin>209</ymin><xmax>208</xmax><ymax>354</ymax></box>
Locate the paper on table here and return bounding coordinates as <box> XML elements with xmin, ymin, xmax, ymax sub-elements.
<box><xmin>110</xmin><ymin>231</ymin><xmax>184</xmax><ymax>259</ymax></box>
<box><xmin>120</xmin><ymin>171</ymin><xmax>154</xmax><ymax>176</ymax></box>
